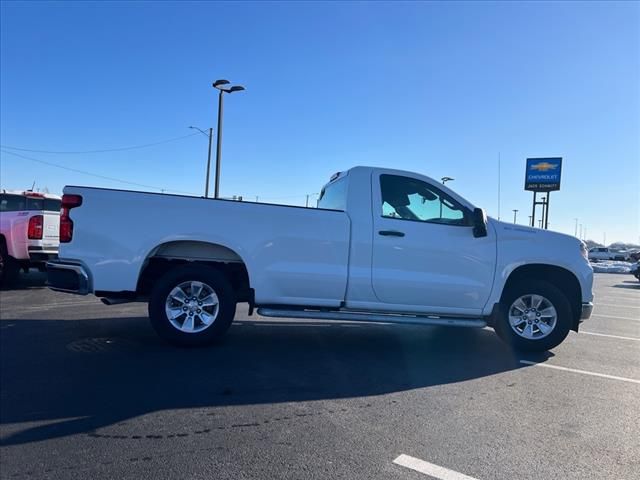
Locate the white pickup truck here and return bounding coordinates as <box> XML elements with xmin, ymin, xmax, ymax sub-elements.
<box><xmin>1</xmin><ymin>190</ymin><xmax>61</xmax><ymax>285</ymax></box>
<box><xmin>47</xmin><ymin>166</ymin><xmax>593</xmax><ymax>352</ymax></box>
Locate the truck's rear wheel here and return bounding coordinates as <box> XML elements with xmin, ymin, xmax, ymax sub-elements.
<box><xmin>0</xmin><ymin>244</ymin><xmax>20</xmax><ymax>287</ymax></box>
<box><xmin>148</xmin><ymin>265</ymin><xmax>236</xmax><ymax>347</ymax></box>
<box><xmin>495</xmin><ymin>280</ymin><xmax>572</xmax><ymax>352</ymax></box>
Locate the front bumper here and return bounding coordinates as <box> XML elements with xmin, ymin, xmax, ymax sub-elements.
<box><xmin>46</xmin><ymin>260</ymin><xmax>90</xmax><ymax>295</ymax></box>
<box><xmin>581</xmin><ymin>302</ymin><xmax>594</xmax><ymax>320</ymax></box>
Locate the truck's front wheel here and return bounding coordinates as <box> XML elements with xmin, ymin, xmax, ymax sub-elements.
<box><xmin>496</xmin><ymin>280</ymin><xmax>572</xmax><ymax>352</ymax></box>
<box><xmin>148</xmin><ymin>265</ymin><xmax>236</xmax><ymax>347</ymax></box>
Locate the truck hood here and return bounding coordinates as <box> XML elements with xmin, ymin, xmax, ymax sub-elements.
<box><xmin>488</xmin><ymin>217</ymin><xmax>584</xmax><ymax>259</ymax></box>
<box><xmin>488</xmin><ymin>218</ymin><xmax>585</xmax><ymax>264</ymax></box>
<box><xmin>489</xmin><ymin>218</ymin><xmax>580</xmax><ymax>244</ymax></box>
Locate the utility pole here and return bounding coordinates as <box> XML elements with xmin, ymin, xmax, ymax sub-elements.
<box><xmin>189</xmin><ymin>126</ymin><xmax>214</xmax><ymax>197</ymax></box>
<box><xmin>205</xmin><ymin>128</ymin><xmax>213</xmax><ymax>197</ymax></box>
<box><xmin>579</xmin><ymin>224</ymin><xmax>583</xmax><ymax>239</ymax></box>
<box><xmin>512</xmin><ymin>209</ymin><xmax>518</xmax><ymax>224</ymax></box>
<box><xmin>305</xmin><ymin>194</ymin><xmax>310</xmax><ymax>208</ymax></box>
<box><xmin>574</xmin><ymin>218</ymin><xmax>578</xmax><ymax>237</ymax></box>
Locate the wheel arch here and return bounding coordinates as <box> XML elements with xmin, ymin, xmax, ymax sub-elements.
<box><xmin>136</xmin><ymin>240</ymin><xmax>252</xmax><ymax>302</ymax></box>
<box><xmin>501</xmin><ymin>263</ymin><xmax>582</xmax><ymax>331</ymax></box>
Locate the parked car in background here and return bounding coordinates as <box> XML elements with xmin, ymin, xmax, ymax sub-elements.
<box><xmin>0</xmin><ymin>190</ymin><xmax>61</xmax><ymax>285</ymax></box>
<box><xmin>628</xmin><ymin>250</ymin><xmax>640</xmax><ymax>262</ymax></box>
<box><xmin>48</xmin><ymin>166</ymin><xmax>593</xmax><ymax>352</ymax></box>
<box><xmin>588</xmin><ymin>247</ymin><xmax>629</xmax><ymax>261</ymax></box>
<box><xmin>631</xmin><ymin>262</ymin><xmax>640</xmax><ymax>282</ymax></box>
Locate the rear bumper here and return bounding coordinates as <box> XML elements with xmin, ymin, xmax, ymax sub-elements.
<box><xmin>580</xmin><ymin>302</ymin><xmax>594</xmax><ymax>320</ymax></box>
<box><xmin>29</xmin><ymin>247</ymin><xmax>58</xmax><ymax>264</ymax></box>
<box><xmin>46</xmin><ymin>260</ymin><xmax>90</xmax><ymax>295</ymax></box>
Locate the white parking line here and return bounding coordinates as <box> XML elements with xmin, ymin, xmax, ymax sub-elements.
<box><xmin>599</xmin><ymin>293</ymin><xmax>640</xmax><ymax>300</ymax></box>
<box><xmin>581</xmin><ymin>331</ymin><xmax>640</xmax><ymax>342</ymax></box>
<box><xmin>393</xmin><ymin>454</ymin><xmax>479</xmax><ymax>480</ymax></box>
<box><xmin>519</xmin><ymin>360</ymin><xmax>640</xmax><ymax>385</ymax></box>
<box><xmin>595</xmin><ymin>303</ymin><xmax>640</xmax><ymax>309</ymax></box>
<box><xmin>592</xmin><ymin>314</ymin><xmax>639</xmax><ymax>322</ymax></box>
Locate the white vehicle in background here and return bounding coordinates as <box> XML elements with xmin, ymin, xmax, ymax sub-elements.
<box><xmin>0</xmin><ymin>190</ymin><xmax>61</xmax><ymax>285</ymax></box>
<box><xmin>47</xmin><ymin>166</ymin><xmax>594</xmax><ymax>352</ymax></box>
<box><xmin>588</xmin><ymin>247</ymin><xmax>628</xmax><ymax>262</ymax></box>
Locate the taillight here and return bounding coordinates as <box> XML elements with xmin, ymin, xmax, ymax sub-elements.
<box><xmin>60</xmin><ymin>194</ymin><xmax>83</xmax><ymax>243</ymax></box>
<box><xmin>28</xmin><ymin>215</ymin><xmax>44</xmax><ymax>239</ymax></box>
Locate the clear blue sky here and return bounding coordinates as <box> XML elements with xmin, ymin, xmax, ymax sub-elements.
<box><xmin>1</xmin><ymin>1</ymin><xmax>638</xmax><ymax>243</ymax></box>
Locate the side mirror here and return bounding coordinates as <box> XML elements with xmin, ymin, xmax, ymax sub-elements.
<box><xmin>472</xmin><ymin>208</ymin><xmax>488</xmax><ymax>238</ymax></box>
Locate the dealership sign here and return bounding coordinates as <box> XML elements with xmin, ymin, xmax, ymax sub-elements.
<box><xmin>524</xmin><ymin>157</ymin><xmax>562</xmax><ymax>192</ymax></box>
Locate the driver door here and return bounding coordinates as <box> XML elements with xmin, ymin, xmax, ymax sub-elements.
<box><xmin>371</xmin><ymin>173</ymin><xmax>496</xmax><ymax>314</ymax></box>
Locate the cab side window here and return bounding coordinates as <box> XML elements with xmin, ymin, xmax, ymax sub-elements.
<box><xmin>380</xmin><ymin>174</ymin><xmax>469</xmax><ymax>226</ymax></box>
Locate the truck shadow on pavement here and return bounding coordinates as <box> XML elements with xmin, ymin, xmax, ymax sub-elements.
<box><xmin>0</xmin><ymin>271</ymin><xmax>48</xmax><ymax>291</ymax></box>
<box><xmin>0</xmin><ymin>315</ymin><xmax>550</xmax><ymax>446</ymax></box>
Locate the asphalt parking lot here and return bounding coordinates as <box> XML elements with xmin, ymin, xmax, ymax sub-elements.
<box><xmin>0</xmin><ymin>272</ymin><xmax>638</xmax><ymax>479</ymax></box>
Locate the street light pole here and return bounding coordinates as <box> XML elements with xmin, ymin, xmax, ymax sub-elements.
<box><xmin>212</xmin><ymin>79</ymin><xmax>245</xmax><ymax>199</ymax></box>
<box><xmin>440</xmin><ymin>177</ymin><xmax>454</xmax><ymax>218</ymax></box>
<box><xmin>513</xmin><ymin>209</ymin><xmax>518</xmax><ymax>224</ymax></box>
<box><xmin>214</xmin><ymin>89</ymin><xmax>224</xmax><ymax>199</ymax></box>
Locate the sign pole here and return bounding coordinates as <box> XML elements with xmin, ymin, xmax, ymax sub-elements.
<box><xmin>544</xmin><ymin>192</ymin><xmax>550</xmax><ymax>229</ymax></box>
<box><xmin>531</xmin><ymin>191</ymin><xmax>537</xmax><ymax>227</ymax></box>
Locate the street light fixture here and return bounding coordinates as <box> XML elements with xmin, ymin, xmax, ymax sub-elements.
<box><xmin>189</xmin><ymin>126</ymin><xmax>213</xmax><ymax>197</ymax></box>
<box><xmin>212</xmin><ymin>78</ymin><xmax>245</xmax><ymax>199</ymax></box>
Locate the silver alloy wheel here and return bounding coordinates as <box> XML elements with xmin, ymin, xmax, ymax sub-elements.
<box><xmin>508</xmin><ymin>294</ymin><xmax>557</xmax><ymax>340</ymax></box>
<box><xmin>165</xmin><ymin>280</ymin><xmax>220</xmax><ymax>333</ymax></box>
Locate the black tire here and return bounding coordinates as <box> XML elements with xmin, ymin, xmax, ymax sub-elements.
<box><xmin>495</xmin><ymin>280</ymin><xmax>572</xmax><ymax>352</ymax></box>
<box><xmin>0</xmin><ymin>243</ymin><xmax>20</xmax><ymax>287</ymax></box>
<box><xmin>148</xmin><ymin>264</ymin><xmax>236</xmax><ymax>347</ymax></box>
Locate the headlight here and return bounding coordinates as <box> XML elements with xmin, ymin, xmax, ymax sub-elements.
<box><xmin>580</xmin><ymin>242</ymin><xmax>588</xmax><ymax>260</ymax></box>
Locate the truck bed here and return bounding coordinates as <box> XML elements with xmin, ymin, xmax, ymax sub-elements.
<box><xmin>60</xmin><ymin>186</ymin><xmax>351</xmax><ymax>307</ymax></box>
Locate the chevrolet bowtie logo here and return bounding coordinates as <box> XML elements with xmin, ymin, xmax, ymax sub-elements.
<box><xmin>530</xmin><ymin>162</ymin><xmax>559</xmax><ymax>172</ymax></box>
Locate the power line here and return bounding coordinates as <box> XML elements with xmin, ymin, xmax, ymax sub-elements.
<box><xmin>0</xmin><ymin>132</ymin><xmax>200</xmax><ymax>154</ymax></box>
<box><xmin>0</xmin><ymin>149</ymin><xmax>197</xmax><ymax>195</ymax></box>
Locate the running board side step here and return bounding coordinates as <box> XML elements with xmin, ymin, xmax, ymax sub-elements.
<box><xmin>256</xmin><ymin>308</ymin><xmax>487</xmax><ymax>328</ymax></box>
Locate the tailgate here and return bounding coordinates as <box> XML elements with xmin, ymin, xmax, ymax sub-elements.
<box><xmin>42</xmin><ymin>211</ymin><xmax>60</xmax><ymax>246</ymax></box>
